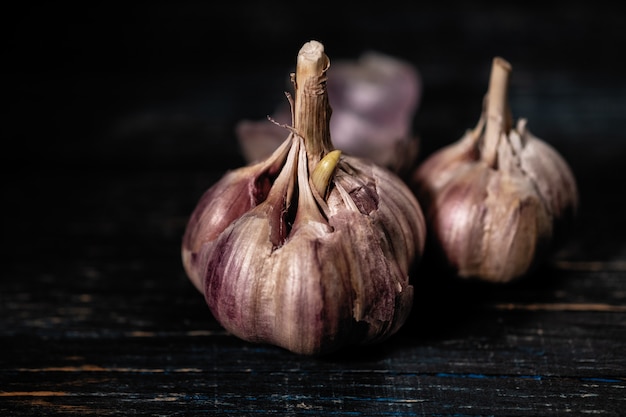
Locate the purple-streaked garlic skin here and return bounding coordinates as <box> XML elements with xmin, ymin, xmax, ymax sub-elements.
<box><xmin>183</xmin><ymin>134</ymin><xmax>425</xmax><ymax>355</ymax></box>
<box><xmin>181</xmin><ymin>138</ymin><xmax>292</xmax><ymax>291</ymax></box>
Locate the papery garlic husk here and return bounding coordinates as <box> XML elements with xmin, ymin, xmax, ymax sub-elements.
<box><xmin>410</xmin><ymin>57</ymin><xmax>578</xmax><ymax>283</ymax></box>
<box><xmin>236</xmin><ymin>50</ymin><xmax>421</xmax><ymax>176</ymax></box>
<box><xmin>182</xmin><ymin>41</ymin><xmax>426</xmax><ymax>355</ymax></box>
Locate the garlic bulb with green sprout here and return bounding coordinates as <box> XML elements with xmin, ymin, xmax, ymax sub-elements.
<box><xmin>182</xmin><ymin>41</ymin><xmax>426</xmax><ymax>355</ymax></box>
<box><xmin>410</xmin><ymin>57</ymin><xmax>578</xmax><ymax>283</ymax></box>
<box><xmin>236</xmin><ymin>50</ymin><xmax>421</xmax><ymax>176</ymax></box>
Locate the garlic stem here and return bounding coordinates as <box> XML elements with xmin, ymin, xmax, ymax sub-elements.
<box><xmin>482</xmin><ymin>57</ymin><xmax>512</xmax><ymax>168</ymax></box>
<box><xmin>294</xmin><ymin>40</ymin><xmax>333</xmax><ymax>171</ymax></box>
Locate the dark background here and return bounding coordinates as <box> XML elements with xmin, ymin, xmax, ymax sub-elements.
<box><xmin>3</xmin><ymin>2</ymin><xmax>626</xmax><ymax>415</ymax></box>
<box><xmin>6</xmin><ymin>2</ymin><xmax>625</xmax><ymax>169</ymax></box>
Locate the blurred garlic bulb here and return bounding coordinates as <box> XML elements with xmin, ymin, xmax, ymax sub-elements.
<box><xmin>183</xmin><ymin>41</ymin><xmax>426</xmax><ymax>355</ymax></box>
<box><xmin>236</xmin><ymin>50</ymin><xmax>421</xmax><ymax>176</ymax></box>
<box><xmin>410</xmin><ymin>57</ymin><xmax>578</xmax><ymax>283</ymax></box>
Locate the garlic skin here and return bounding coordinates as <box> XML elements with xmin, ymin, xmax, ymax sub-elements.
<box><xmin>182</xmin><ymin>41</ymin><xmax>426</xmax><ymax>355</ymax></box>
<box><xmin>236</xmin><ymin>51</ymin><xmax>421</xmax><ymax>175</ymax></box>
<box><xmin>411</xmin><ymin>57</ymin><xmax>578</xmax><ymax>283</ymax></box>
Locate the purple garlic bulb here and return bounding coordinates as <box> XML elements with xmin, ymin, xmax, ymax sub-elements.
<box><xmin>410</xmin><ymin>57</ymin><xmax>579</xmax><ymax>283</ymax></box>
<box><xmin>182</xmin><ymin>41</ymin><xmax>426</xmax><ymax>355</ymax></box>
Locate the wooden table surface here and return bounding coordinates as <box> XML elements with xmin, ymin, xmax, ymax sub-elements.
<box><xmin>3</xmin><ymin>2</ymin><xmax>625</xmax><ymax>416</ymax></box>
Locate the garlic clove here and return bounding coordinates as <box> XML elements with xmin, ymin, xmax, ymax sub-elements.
<box><xmin>311</xmin><ymin>149</ymin><xmax>342</xmax><ymax>198</ymax></box>
<box><xmin>411</xmin><ymin>57</ymin><xmax>578</xmax><ymax>283</ymax></box>
<box><xmin>182</xmin><ymin>40</ymin><xmax>426</xmax><ymax>355</ymax></box>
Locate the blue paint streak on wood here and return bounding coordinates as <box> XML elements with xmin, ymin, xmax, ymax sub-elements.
<box><xmin>580</xmin><ymin>377</ymin><xmax>624</xmax><ymax>383</ymax></box>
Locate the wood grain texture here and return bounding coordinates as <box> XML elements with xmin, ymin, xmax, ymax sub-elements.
<box><xmin>3</xmin><ymin>2</ymin><xmax>625</xmax><ymax>415</ymax></box>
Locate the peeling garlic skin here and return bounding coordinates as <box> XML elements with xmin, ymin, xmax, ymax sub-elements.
<box><xmin>328</xmin><ymin>155</ymin><xmax>425</xmax><ymax>337</ymax></box>
<box><xmin>513</xmin><ymin>120</ymin><xmax>579</xmax><ymax>227</ymax></box>
<box><xmin>332</xmin><ymin>156</ymin><xmax>426</xmax><ymax>274</ymax></box>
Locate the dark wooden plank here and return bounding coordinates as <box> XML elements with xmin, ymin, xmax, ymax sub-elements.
<box><xmin>2</xmin><ymin>259</ymin><xmax>625</xmax><ymax>415</ymax></box>
<box><xmin>2</xmin><ymin>370</ymin><xmax>625</xmax><ymax>416</ymax></box>
<box><xmin>2</xmin><ymin>334</ymin><xmax>625</xmax><ymax>416</ymax></box>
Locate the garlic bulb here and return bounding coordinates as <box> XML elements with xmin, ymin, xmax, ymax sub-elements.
<box><xmin>182</xmin><ymin>41</ymin><xmax>426</xmax><ymax>355</ymax></box>
<box><xmin>236</xmin><ymin>50</ymin><xmax>421</xmax><ymax>175</ymax></box>
<box><xmin>410</xmin><ymin>57</ymin><xmax>578</xmax><ymax>283</ymax></box>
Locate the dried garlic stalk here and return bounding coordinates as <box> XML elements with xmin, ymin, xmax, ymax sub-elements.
<box><xmin>236</xmin><ymin>50</ymin><xmax>421</xmax><ymax>175</ymax></box>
